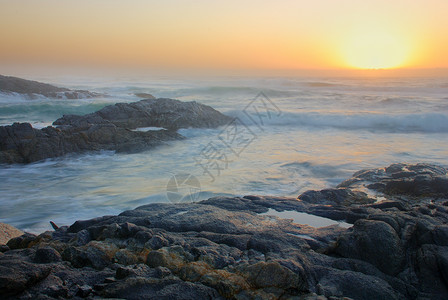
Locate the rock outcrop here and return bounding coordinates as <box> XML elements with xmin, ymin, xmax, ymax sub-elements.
<box><xmin>0</xmin><ymin>98</ymin><xmax>232</xmax><ymax>164</ymax></box>
<box><xmin>1</xmin><ymin>163</ymin><xmax>447</xmax><ymax>299</ymax></box>
<box><xmin>0</xmin><ymin>75</ymin><xmax>102</xmax><ymax>99</ymax></box>
<box><xmin>53</xmin><ymin>98</ymin><xmax>233</xmax><ymax>130</ymax></box>
<box><xmin>0</xmin><ymin>223</ymin><xmax>24</xmax><ymax>245</ymax></box>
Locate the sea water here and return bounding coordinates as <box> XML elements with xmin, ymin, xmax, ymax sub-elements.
<box><xmin>1</xmin><ymin>75</ymin><xmax>447</xmax><ymax>233</ymax></box>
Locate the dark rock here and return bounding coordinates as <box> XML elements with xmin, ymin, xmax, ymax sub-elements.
<box><xmin>0</xmin><ymin>260</ymin><xmax>51</xmax><ymax>298</ymax></box>
<box><xmin>241</xmin><ymin>261</ymin><xmax>307</xmax><ymax>291</ymax></box>
<box><xmin>0</xmin><ymin>98</ymin><xmax>231</xmax><ymax>164</ymax></box>
<box><xmin>339</xmin><ymin>163</ymin><xmax>448</xmax><ymax>198</ymax></box>
<box><xmin>7</xmin><ymin>233</ymin><xmax>37</xmax><ymax>249</ymax></box>
<box><xmin>334</xmin><ymin>219</ymin><xmax>404</xmax><ymax>275</ymax></box>
<box><xmin>98</xmin><ymin>277</ymin><xmax>222</xmax><ymax>300</ymax></box>
<box><xmin>146</xmin><ymin>234</ymin><xmax>170</xmax><ymax>250</ymax></box>
<box><xmin>299</xmin><ymin>188</ymin><xmax>375</xmax><ymax>206</ymax></box>
<box><xmin>33</xmin><ymin>247</ymin><xmax>62</xmax><ymax>264</ymax></box>
<box><xmin>0</xmin><ymin>74</ymin><xmax>103</xmax><ymax>99</ymax></box>
<box><xmin>1</xmin><ymin>163</ymin><xmax>448</xmax><ymax>299</ymax></box>
<box><xmin>135</xmin><ymin>92</ymin><xmax>156</xmax><ymax>99</ymax></box>
<box><xmin>54</xmin><ymin>98</ymin><xmax>232</xmax><ymax>130</ymax></box>
<box><xmin>316</xmin><ymin>269</ymin><xmax>401</xmax><ymax>300</ymax></box>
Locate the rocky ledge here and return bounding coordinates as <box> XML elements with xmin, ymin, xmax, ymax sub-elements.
<box><xmin>0</xmin><ymin>98</ymin><xmax>232</xmax><ymax>164</ymax></box>
<box><xmin>0</xmin><ymin>75</ymin><xmax>103</xmax><ymax>99</ymax></box>
<box><xmin>1</xmin><ymin>163</ymin><xmax>447</xmax><ymax>299</ymax></box>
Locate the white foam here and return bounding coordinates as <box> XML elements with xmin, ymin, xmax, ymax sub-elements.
<box><xmin>228</xmin><ymin>110</ymin><xmax>448</xmax><ymax>133</ymax></box>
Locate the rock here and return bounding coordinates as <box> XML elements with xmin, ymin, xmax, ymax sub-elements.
<box><xmin>98</xmin><ymin>277</ymin><xmax>222</xmax><ymax>300</ymax></box>
<box><xmin>0</xmin><ymin>260</ymin><xmax>51</xmax><ymax>298</ymax></box>
<box><xmin>338</xmin><ymin>163</ymin><xmax>448</xmax><ymax>198</ymax></box>
<box><xmin>0</xmin><ymin>223</ymin><xmax>24</xmax><ymax>245</ymax></box>
<box><xmin>333</xmin><ymin>219</ymin><xmax>404</xmax><ymax>275</ymax></box>
<box><xmin>6</xmin><ymin>232</ymin><xmax>37</xmax><ymax>249</ymax></box>
<box><xmin>53</xmin><ymin>98</ymin><xmax>233</xmax><ymax>130</ymax></box>
<box><xmin>135</xmin><ymin>92</ymin><xmax>156</xmax><ymax>99</ymax></box>
<box><xmin>0</xmin><ymin>74</ymin><xmax>103</xmax><ymax>99</ymax></box>
<box><xmin>0</xmin><ymin>98</ymin><xmax>231</xmax><ymax>164</ymax></box>
<box><xmin>316</xmin><ymin>269</ymin><xmax>400</xmax><ymax>300</ymax></box>
<box><xmin>298</xmin><ymin>188</ymin><xmax>374</xmax><ymax>206</ymax></box>
<box><xmin>240</xmin><ymin>261</ymin><xmax>307</xmax><ymax>291</ymax></box>
<box><xmin>33</xmin><ymin>247</ymin><xmax>62</xmax><ymax>264</ymax></box>
<box><xmin>1</xmin><ymin>163</ymin><xmax>448</xmax><ymax>299</ymax></box>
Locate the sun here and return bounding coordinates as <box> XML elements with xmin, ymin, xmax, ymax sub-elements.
<box><xmin>341</xmin><ymin>27</ymin><xmax>410</xmax><ymax>69</ymax></box>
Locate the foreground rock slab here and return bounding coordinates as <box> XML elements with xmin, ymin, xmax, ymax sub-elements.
<box><xmin>0</xmin><ymin>98</ymin><xmax>232</xmax><ymax>164</ymax></box>
<box><xmin>0</xmin><ymin>223</ymin><xmax>24</xmax><ymax>245</ymax></box>
<box><xmin>1</xmin><ymin>163</ymin><xmax>447</xmax><ymax>299</ymax></box>
<box><xmin>0</xmin><ymin>74</ymin><xmax>102</xmax><ymax>99</ymax></box>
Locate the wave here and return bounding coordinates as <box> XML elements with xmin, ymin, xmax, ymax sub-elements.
<box><xmin>304</xmin><ymin>82</ymin><xmax>345</xmax><ymax>88</ymax></box>
<box><xmin>169</xmin><ymin>86</ymin><xmax>300</xmax><ymax>98</ymax></box>
<box><xmin>226</xmin><ymin>110</ymin><xmax>448</xmax><ymax>133</ymax></box>
<box><xmin>0</xmin><ymin>100</ymin><xmax>117</xmax><ymax>125</ymax></box>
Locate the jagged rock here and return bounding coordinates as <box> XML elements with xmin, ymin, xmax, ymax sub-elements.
<box><xmin>53</xmin><ymin>98</ymin><xmax>233</xmax><ymax>130</ymax></box>
<box><xmin>299</xmin><ymin>188</ymin><xmax>375</xmax><ymax>206</ymax></box>
<box><xmin>0</xmin><ymin>121</ymin><xmax>183</xmax><ymax>164</ymax></box>
<box><xmin>33</xmin><ymin>247</ymin><xmax>62</xmax><ymax>264</ymax></box>
<box><xmin>338</xmin><ymin>163</ymin><xmax>448</xmax><ymax>198</ymax></box>
<box><xmin>1</xmin><ymin>163</ymin><xmax>448</xmax><ymax>299</ymax></box>
<box><xmin>0</xmin><ymin>74</ymin><xmax>103</xmax><ymax>99</ymax></box>
<box><xmin>0</xmin><ymin>98</ymin><xmax>231</xmax><ymax>164</ymax></box>
<box><xmin>333</xmin><ymin>219</ymin><xmax>405</xmax><ymax>275</ymax></box>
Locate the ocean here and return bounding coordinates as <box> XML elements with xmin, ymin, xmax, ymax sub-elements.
<box><xmin>1</xmin><ymin>74</ymin><xmax>447</xmax><ymax>233</ymax></box>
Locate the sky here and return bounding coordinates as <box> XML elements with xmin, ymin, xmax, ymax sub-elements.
<box><xmin>1</xmin><ymin>0</ymin><xmax>448</xmax><ymax>73</ymax></box>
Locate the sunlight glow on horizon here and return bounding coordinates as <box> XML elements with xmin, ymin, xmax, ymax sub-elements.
<box><xmin>1</xmin><ymin>0</ymin><xmax>448</xmax><ymax>72</ymax></box>
<box><xmin>340</xmin><ymin>24</ymin><xmax>412</xmax><ymax>70</ymax></box>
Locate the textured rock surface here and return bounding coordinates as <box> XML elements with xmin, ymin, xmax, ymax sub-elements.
<box><xmin>53</xmin><ymin>98</ymin><xmax>233</xmax><ymax>130</ymax></box>
<box><xmin>0</xmin><ymin>122</ymin><xmax>183</xmax><ymax>164</ymax></box>
<box><xmin>0</xmin><ymin>74</ymin><xmax>102</xmax><ymax>99</ymax></box>
<box><xmin>0</xmin><ymin>98</ymin><xmax>232</xmax><ymax>164</ymax></box>
<box><xmin>1</xmin><ymin>163</ymin><xmax>447</xmax><ymax>299</ymax></box>
<box><xmin>0</xmin><ymin>223</ymin><xmax>24</xmax><ymax>245</ymax></box>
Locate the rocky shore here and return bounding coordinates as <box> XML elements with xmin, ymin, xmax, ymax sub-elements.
<box><xmin>1</xmin><ymin>163</ymin><xmax>447</xmax><ymax>299</ymax></box>
<box><xmin>0</xmin><ymin>75</ymin><xmax>102</xmax><ymax>99</ymax></box>
<box><xmin>0</xmin><ymin>98</ymin><xmax>232</xmax><ymax>164</ymax></box>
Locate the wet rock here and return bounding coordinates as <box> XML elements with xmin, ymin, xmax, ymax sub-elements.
<box><xmin>6</xmin><ymin>233</ymin><xmax>37</xmax><ymax>250</ymax></box>
<box><xmin>299</xmin><ymin>188</ymin><xmax>375</xmax><ymax>206</ymax></box>
<box><xmin>241</xmin><ymin>261</ymin><xmax>307</xmax><ymax>291</ymax></box>
<box><xmin>99</xmin><ymin>277</ymin><xmax>222</xmax><ymax>300</ymax></box>
<box><xmin>1</xmin><ymin>98</ymin><xmax>231</xmax><ymax>164</ymax></box>
<box><xmin>54</xmin><ymin>98</ymin><xmax>232</xmax><ymax>130</ymax></box>
<box><xmin>135</xmin><ymin>92</ymin><xmax>156</xmax><ymax>99</ymax></box>
<box><xmin>316</xmin><ymin>269</ymin><xmax>400</xmax><ymax>300</ymax></box>
<box><xmin>1</xmin><ymin>163</ymin><xmax>448</xmax><ymax>299</ymax></box>
<box><xmin>0</xmin><ymin>74</ymin><xmax>103</xmax><ymax>99</ymax></box>
<box><xmin>339</xmin><ymin>163</ymin><xmax>448</xmax><ymax>198</ymax></box>
<box><xmin>0</xmin><ymin>260</ymin><xmax>51</xmax><ymax>298</ymax></box>
<box><xmin>33</xmin><ymin>247</ymin><xmax>62</xmax><ymax>264</ymax></box>
<box><xmin>334</xmin><ymin>219</ymin><xmax>404</xmax><ymax>275</ymax></box>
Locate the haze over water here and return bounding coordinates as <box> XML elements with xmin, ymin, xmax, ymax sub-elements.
<box><xmin>1</xmin><ymin>74</ymin><xmax>447</xmax><ymax>233</ymax></box>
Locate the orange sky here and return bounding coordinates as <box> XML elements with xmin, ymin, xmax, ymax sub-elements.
<box><xmin>1</xmin><ymin>0</ymin><xmax>448</xmax><ymax>72</ymax></box>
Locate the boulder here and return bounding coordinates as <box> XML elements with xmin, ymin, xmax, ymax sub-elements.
<box><xmin>54</xmin><ymin>98</ymin><xmax>233</xmax><ymax>130</ymax></box>
<box><xmin>0</xmin><ymin>223</ymin><xmax>24</xmax><ymax>245</ymax></box>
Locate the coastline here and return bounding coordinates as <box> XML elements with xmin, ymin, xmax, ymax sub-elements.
<box><xmin>1</xmin><ymin>163</ymin><xmax>447</xmax><ymax>299</ymax></box>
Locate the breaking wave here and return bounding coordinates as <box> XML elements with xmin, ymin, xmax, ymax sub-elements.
<box><xmin>229</xmin><ymin>110</ymin><xmax>448</xmax><ymax>133</ymax></box>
